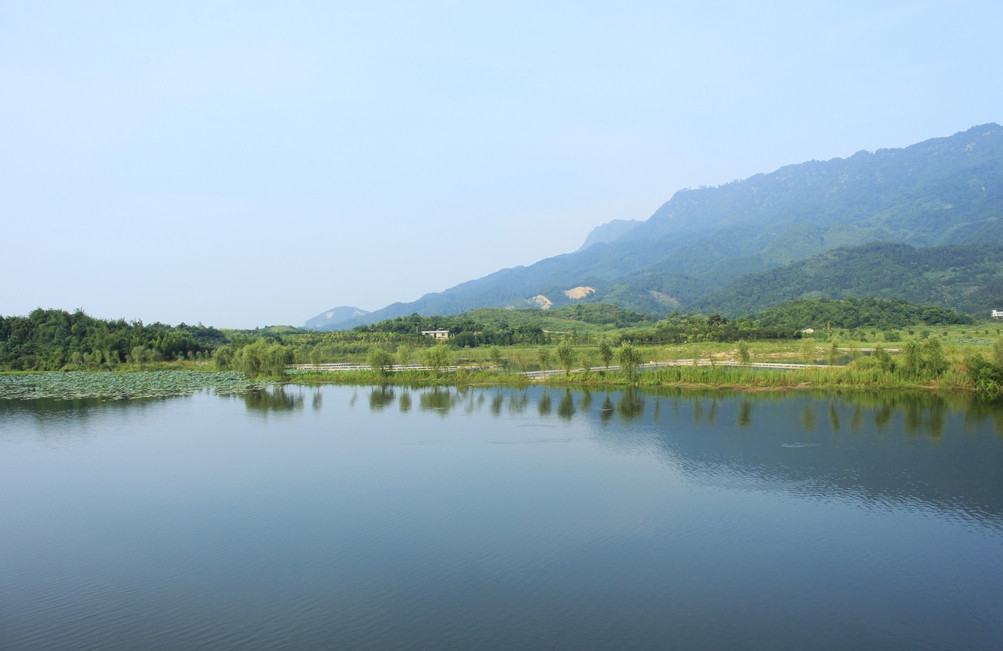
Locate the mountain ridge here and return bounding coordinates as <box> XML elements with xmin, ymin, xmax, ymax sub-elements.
<box><xmin>308</xmin><ymin>124</ymin><xmax>1003</xmax><ymax>330</ymax></box>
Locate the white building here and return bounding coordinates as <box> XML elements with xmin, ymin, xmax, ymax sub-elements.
<box><xmin>421</xmin><ymin>329</ymin><xmax>451</xmax><ymax>339</ymax></box>
<box><xmin>992</xmin><ymin>310</ymin><xmax>1003</xmax><ymax>319</ymax></box>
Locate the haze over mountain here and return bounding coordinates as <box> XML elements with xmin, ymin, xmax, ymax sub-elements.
<box><xmin>303</xmin><ymin>307</ymin><xmax>370</xmax><ymax>331</ymax></box>
<box><xmin>578</xmin><ymin>219</ymin><xmax>642</xmax><ymax>251</ymax></box>
<box><xmin>308</xmin><ymin>124</ymin><xmax>1003</xmax><ymax>330</ymax></box>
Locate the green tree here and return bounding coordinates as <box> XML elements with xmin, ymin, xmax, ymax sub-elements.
<box><xmin>230</xmin><ymin>340</ymin><xmax>293</xmax><ymax>378</ymax></box>
<box><xmin>489</xmin><ymin>346</ymin><xmax>504</xmax><ymax>371</ymax></box>
<box><xmin>965</xmin><ymin>352</ymin><xmax>1003</xmax><ymax>395</ymax></box>
<box><xmin>618</xmin><ymin>342</ymin><xmax>642</xmax><ymax>382</ymax></box>
<box><xmin>873</xmin><ymin>345</ymin><xmax>895</xmax><ymax>373</ymax></box>
<box><xmin>902</xmin><ymin>340</ymin><xmax>923</xmax><ymax>377</ymax></box>
<box><xmin>396</xmin><ymin>344</ymin><xmax>413</xmax><ymax>368</ymax></box>
<box><xmin>423</xmin><ymin>344</ymin><xmax>452</xmax><ymax>373</ymax></box>
<box><xmin>922</xmin><ymin>336</ymin><xmax>947</xmax><ymax>377</ymax></box>
<box><xmin>537</xmin><ymin>347</ymin><xmax>551</xmax><ymax>372</ymax></box>
<box><xmin>735</xmin><ymin>340</ymin><xmax>751</xmax><ymax>365</ymax></box>
<box><xmin>598</xmin><ymin>338</ymin><xmax>613</xmax><ymax>369</ymax></box>
<box><xmin>556</xmin><ymin>339</ymin><xmax>575</xmax><ymax>378</ymax></box>
<box><xmin>367</xmin><ymin>347</ymin><xmax>395</xmax><ymax>377</ymax></box>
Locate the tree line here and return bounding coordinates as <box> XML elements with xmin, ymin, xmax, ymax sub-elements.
<box><xmin>0</xmin><ymin>309</ymin><xmax>224</xmax><ymax>371</ymax></box>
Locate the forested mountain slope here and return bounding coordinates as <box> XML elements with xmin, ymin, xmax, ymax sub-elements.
<box><xmin>690</xmin><ymin>242</ymin><xmax>1003</xmax><ymax>318</ymax></box>
<box><xmin>315</xmin><ymin>124</ymin><xmax>1003</xmax><ymax>329</ymax></box>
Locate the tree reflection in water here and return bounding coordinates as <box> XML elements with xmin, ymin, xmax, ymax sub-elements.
<box><xmin>242</xmin><ymin>387</ymin><xmax>303</xmax><ymax>414</ymax></box>
<box><xmin>488</xmin><ymin>392</ymin><xmax>503</xmax><ymax>416</ymax></box>
<box><xmin>557</xmin><ymin>390</ymin><xmax>576</xmax><ymax>421</ymax></box>
<box><xmin>801</xmin><ymin>403</ymin><xmax>815</xmax><ymax>432</ymax></box>
<box><xmin>338</xmin><ymin>384</ymin><xmax>1003</xmax><ymax>441</ymax></box>
<box><xmin>963</xmin><ymin>399</ymin><xmax>1003</xmax><ymax>438</ymax></box>
<box><xmin>617</xmin><ymin>389</ymin><xmax>644</xmax><ymax>422</ymax></box>
<box><xmin>600</xmin><ymin>394</ymin><xmax>614</xmax><ymax>424</ymax></box>
<box><xmin>537</xmin><ymin>390</ymin><xmax>552</xmax><ymax>416</ymax></box>
<box><xmin>369</xmin><ymin>386</ymin><xmax>395</xmax><ymax>411</ymax></box>
<box><xmin>875</xmin><ymin>404</ymin><xmax>893</xmax><ymax>430</ymax></box>
<box><xmin>420</xmin><ymin>387</ymin><xmax>453</xmax><ymax>415</ymax></box>
<box><xmin>508</xmin><ymin>391</ymin><xmax>528</xmax><ymax>416</ymax></box>
<box><xmin>738</xmin><ymin>400</ymin><xmax>753</xmax><ymax>428</ymax></box>
<box><xmin>850</xmin><ymin>404</ymin><xmax>864</xmax><ymax>430</ymax></box>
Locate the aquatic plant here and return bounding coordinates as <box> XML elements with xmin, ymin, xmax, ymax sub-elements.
<box><xmin>0</xmin><ymin>371</ymin><xmax>264</xmax><ymax>401</ymax></box>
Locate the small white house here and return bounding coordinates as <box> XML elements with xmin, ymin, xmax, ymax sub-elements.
<box><xmin>421</xmin><ymin>329</ymin><xmax>451</xmax><ymax>339</ymax></box>
<box><xmin>993</xmin><ymin>309</ymin><xmax>1003</xmax><ymax>319</ymax></box>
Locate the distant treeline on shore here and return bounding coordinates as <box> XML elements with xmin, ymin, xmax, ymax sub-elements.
<box><xmin>2</xmin><ymin>300</ymin><xmax>999</xmax><ymax>396</ymax></box>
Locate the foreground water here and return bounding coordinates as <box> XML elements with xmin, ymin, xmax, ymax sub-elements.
<box><xmin>2</xmin><ymin>385</ymin><xmax>1002</xmax><ymax>650</ymax></box>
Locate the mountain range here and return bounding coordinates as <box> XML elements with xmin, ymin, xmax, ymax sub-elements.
<box><xmin>309</xmin><ymin>124</ymin><xmax>1003</xmax><ymax>329</ymax></box>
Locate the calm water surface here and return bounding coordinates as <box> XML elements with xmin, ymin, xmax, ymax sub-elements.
<box><xmin>2</xmin><ymin>385</ymin><xmax>1002</xmax><ymax>650</ymax></box>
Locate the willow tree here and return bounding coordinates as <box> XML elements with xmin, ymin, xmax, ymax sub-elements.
<box><xmin>556</xmin><ymin>339</ymin><xmax>575</xmax><ymax>378</ymax></box>
<box><xmin>367</xmin><ymin>347</ymin><xmax>395</xmax><ymax>377</ymax></box>
<box><xmin>618</xmin><ymin>342</ymin><xmax>642</xmax><ymax>382</ymax></box>
<box><xmin>598</xmin><ymin>338</ymin><xmax>613</xmax><ymax>369</ymax></box>
<box><xmin>221</xmin><ymin>340</ymin><xmax>293</xmax><ymax>378</ymax></box>
<box><xmin>537</xmin><ymin>347</ymin><xmax>551</xmax><ymax>372</ymax></box>
<box><xmin>396</xmin><ymin>344</ymin><xmax>413</xmax><ymax>367</ymax></box>
<box><xmin>423</xmin><ymin>344</ymin><xmax>452</xmax><ymax>373</ymax></box>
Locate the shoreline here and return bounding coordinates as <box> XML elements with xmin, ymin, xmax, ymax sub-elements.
<box><xmin>1</xmin><ymin>366</ymin><xmax>998</xmax><ymax>402</ymax></box>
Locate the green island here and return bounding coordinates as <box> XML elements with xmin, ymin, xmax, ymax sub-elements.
<box><xmin>2</xmin><ymin>299</ymin><xmax>1003</xmax><ymax>400</ymax></box>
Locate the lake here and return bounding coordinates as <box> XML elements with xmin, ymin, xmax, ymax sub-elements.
<box><xmin>2</xmin><ymin>384</ymin><xmax>1002</xmax><ymax>650</ymax></box>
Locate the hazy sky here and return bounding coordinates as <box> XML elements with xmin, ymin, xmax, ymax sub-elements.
<box><xmin>3</xmin><ymin>1</ymin><xmax>1001</xmax><ymax>328</ymax></box>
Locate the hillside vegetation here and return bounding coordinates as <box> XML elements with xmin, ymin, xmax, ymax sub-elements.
<box><xmin>313</xmin><ymin>124</ymin><xmax>1003</xmax><ymax>328</ymax></box>
<box><xmin>690</xmin><ymin>242</ymin><xmax>1003</xmax><ymax>317</ymax></box>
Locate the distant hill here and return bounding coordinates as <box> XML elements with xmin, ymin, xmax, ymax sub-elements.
<box><xmin>314</xmin><ymin>124</ymin><xmax>1003</xmax><ymax>328</ymax></box>
<box><xmin>690</xmin><ymin>242</ymin><xmax>1003</xmax><ymax>318</ymax></box>
<box><xmin>304</xmin><ymin>306</ymin><xmax>370</xmax><ymax>330</ymax></box>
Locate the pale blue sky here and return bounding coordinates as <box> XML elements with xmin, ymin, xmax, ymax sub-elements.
<box><xmin>3</xmin><ymin>1</ymin><xmax>1001</xmax><ymax>327</ymax></box>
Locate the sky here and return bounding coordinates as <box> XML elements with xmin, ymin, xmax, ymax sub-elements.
<box><xmin>3</xmin><ymin>1</ymin><xmax>1002</xmax><ymax>328</ymax></box>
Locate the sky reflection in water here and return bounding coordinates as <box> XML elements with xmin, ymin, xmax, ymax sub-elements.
<box><xmin>1</xmin><ymin>386</ymin><xmax>1002</xmax><ymax>651</ymax></box>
